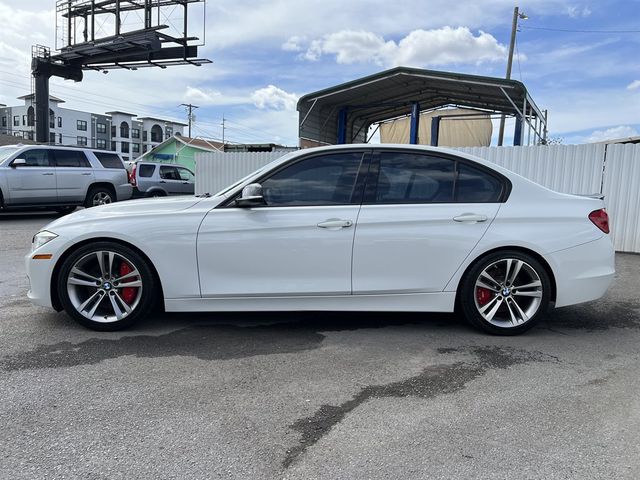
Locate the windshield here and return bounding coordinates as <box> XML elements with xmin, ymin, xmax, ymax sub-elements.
<box><xmin>0</xmin><ymin>146</ymin><xmax>20</xmax><ymax>164</ymax></box>
<box><xmin>213</xmin><ymin>151</ymin><xmax>299</xmax><ymax>197</ymax></box>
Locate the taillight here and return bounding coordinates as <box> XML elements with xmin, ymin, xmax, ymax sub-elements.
<box><xmin>589</xmin><ymin>209</ymin><xmax>610</xmax><ymax>234</ymax></box>
<box><xmin>129</xmin><ymin>165</ymin><xmax>137</xmax><ymax>186</ymax></box>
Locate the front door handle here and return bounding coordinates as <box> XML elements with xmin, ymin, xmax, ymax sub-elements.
<box><xmin>80</xmin><ymin>172</ymin><xmax>92</xmax><ymax>176</ymax></box>
<box><xmin>453</xmin><ymin>213</ymin><xmax>488</xmax><ymax>223</ymax></box>
<box><xmin>42</xmin><ymin>172</ymin><xmax>54</xmax><ymax>176</ymax></box>
<box><xmin>317</xmin><ymin>219</ymin><xmax>353</xmax><ymax>229</ymax></box>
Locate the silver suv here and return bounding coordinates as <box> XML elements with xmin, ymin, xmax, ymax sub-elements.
<box><xmin>130</xmin><ymin>161</ymin><xmax>195</xmax><ymax>197</ymax></box>
<box><xmin>0</xmin><ymin>144</ymin><xmax>132</xmax><ymax>214</ymax></box>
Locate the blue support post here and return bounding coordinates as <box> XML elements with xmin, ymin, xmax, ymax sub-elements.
<box><xmin>430</xmin><ymin>116</ymin><xmax>441</xmax><ymax>146</ymax></box>
<box><xmin>409</xmin><ymin>102</ymin><xmax>420</xmax><ymax>144</ymax></box>
<box><xmin>513</xmin><ymin>116</ymin><xmax>523</xmax><ymax>146</ymax></box>
<box><xmin>337</xmin><ymin>108</ymin><xmax>348</xmax><ymax>144</ymax></box>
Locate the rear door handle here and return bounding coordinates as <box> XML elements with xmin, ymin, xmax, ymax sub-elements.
<box><xmin>317</xmin><ymin>219</ymin><xmax>353</xmax><ymax>229</ymax></box>
<box><xmin>42</xmin><ymin>172</ymin><xmax>54</xmax><ymax>176</ymax></box>
<box><xmin>453</xmin><ymin>214</ymin><xmax>488</xmax><ymax>223</ymax></box>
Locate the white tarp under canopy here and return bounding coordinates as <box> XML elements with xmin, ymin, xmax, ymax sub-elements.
<box><xmin>379</xmin><ymin>108</ymin><xmax>493</xmax><ymax>147</ymax></box>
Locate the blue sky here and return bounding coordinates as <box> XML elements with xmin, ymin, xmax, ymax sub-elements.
<box><xmin>1</xmin><ymin>0</ymin><xmax>639</xmax><ymax>146</ymax></box>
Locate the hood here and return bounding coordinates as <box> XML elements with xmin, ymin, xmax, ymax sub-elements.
<box><xmin>44</xmin><ymin>195</ymin><xmax>223</xmax><ymax>231</ymax></box>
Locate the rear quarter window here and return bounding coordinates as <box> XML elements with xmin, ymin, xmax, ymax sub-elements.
<box><xmin>138</xmin><ymin>164</ymin><xmax>156</xmax><ymax>177</ymax></box>
<box><xmin>94</xmin><ymin>152</ymin><xmax>125</xmax><ymax>169</ymax></box>
<box><xmin>455</xmin><ymin>163</ymin><xmax>503</xmax><ymax>203</ymax></box>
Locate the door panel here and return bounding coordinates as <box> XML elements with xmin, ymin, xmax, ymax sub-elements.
<box><xmin>197</xmin><ymin>205</ymin><xmax>360</xmax><ymax>296</ymax></box>
<box><xmin>53</xmin><ymin>150</ymin><xmax>95</xmax><ymax>202</ymax></box>
<box><xmin>352</xmin><ymin>203</ymin><xmax>499</xmax><ymax>294</ymax></box>
<box><xmin>5</xmin><ymin>149</ymin><xmax>56</xmax><ymax>204</ymax></box>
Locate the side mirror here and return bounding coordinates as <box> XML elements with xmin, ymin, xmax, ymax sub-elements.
<box><xmin>11</xmin><ymin>158</ymin><xmax>26</xmax><ymax>168</ymax></box>
<box><xmin>236</xmin><ymin>183</ymin><xmax>266</xmax><ymax>207</ymax></box>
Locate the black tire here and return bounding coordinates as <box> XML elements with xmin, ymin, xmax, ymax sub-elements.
<box><xmin>54</xmin><ymin>206</ymin><xmax>76</xmax><ymax>215</ymax></box>
<box><xmin>57</xmin><ymin>241</ymin><xmax>157</xmax><ymax>331</ymax></box>
<box><xmin>84</xmin><ymin>186</ymin><xmax>116</xmax><ymax>208</ymax></box>
<box><xmin>147</xmin><ymin>190</ymin><xmax>166</xmax><ymax>198</ymax></box>
<box><xmin>459</xmin><ymin>250</ymin><xmax>551</xmax><ymax>335</ymax></box>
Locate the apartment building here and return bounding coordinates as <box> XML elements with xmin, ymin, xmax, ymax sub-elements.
<box><xmin>0</xmin><ymin>94</ymin><xmax>186</xmax><ymax>161</ymax></box>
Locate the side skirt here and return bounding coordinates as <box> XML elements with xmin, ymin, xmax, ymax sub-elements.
<box><xmin>164</xmin><ymin>292</ymin><xmax>457</xmax><ymax>313</ymax></box>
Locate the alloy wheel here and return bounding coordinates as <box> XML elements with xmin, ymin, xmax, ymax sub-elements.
<box><xmin>92</xmin><ymin>192</ymin><xmax>112</xmax><ymax>206</ymax></box>
<box><xmin>66</xmin><ymin>250</ymin><xmax>143</xmax><ymax>323</ymax></box>
<box><xmin>474</xmin><ymin>258</ymin><xmax>543</xmax><ymax>328</ymax></box>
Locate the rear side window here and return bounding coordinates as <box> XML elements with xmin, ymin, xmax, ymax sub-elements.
<box><xmin>138</xmin><ymin>164</ymin><xmax>155</xmax><ymax>177</ymax></box>
<box><xmin>16</xmin><ymin>149</ymin><xmax>52</xmax><ymax>167</ymax></box>
<box><xmin>177</xmin><ymin>167</ymin><xmax>194</xmax><ymax>181</ymax></box>
<box><xmin>94</xmin><ymin>152</ymin><xmax>125</xmax><ymax>169</ymax></box>
<box><xmin>456</xmin><ymin>163</ymin><xmax>503</xmax><ymax>203</ymax></box>
<box><xmin>376</xmin><ymin>153</ymin><xmax>455</xmax><ymax>203</ymax></box>
<box><xmin>53</xmin><ymin>150</ymin><xmax>91</xmax><ymax>168</ymax></box>
<box><xmin>159</xmin><ymin>165</ymin><xmax>181</xmax><ymax>180</ymax></box>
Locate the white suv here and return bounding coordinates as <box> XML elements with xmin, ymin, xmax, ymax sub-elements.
<box><xmin>0</xmin><ymin>144</ymin><xmax>132</xmax><ymax>214</ymax></box>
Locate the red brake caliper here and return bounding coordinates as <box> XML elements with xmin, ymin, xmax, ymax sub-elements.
<box><xmin>119</xmin><ymin>262</ymin><xmax>137</xmax><ymax>304</ymax></box>
<box><xmin>476</xmin><ymin>287</ymin><xmax>494</xmax><ymax>307</ymax></box>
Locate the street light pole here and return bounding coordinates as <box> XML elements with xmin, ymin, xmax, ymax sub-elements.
<box><xmin>497</xmin><ymin>6</ymin><xmax>525</xmax><ymax>146</ymax></box>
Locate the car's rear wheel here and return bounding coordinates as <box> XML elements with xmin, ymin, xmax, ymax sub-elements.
<box><xmin>57</xmin><ymin>242</ymin><xmax>156</xmax><ymax>331</ymax></box>
<box><xmin>85</xmin><ymin>186</ymin><xmax>115</xmax><ymax>208</ymax></box>
<box><xmin>460</xmin><ymin>250</ymin><xmax>551</xmax><ymax>335</ymax></box>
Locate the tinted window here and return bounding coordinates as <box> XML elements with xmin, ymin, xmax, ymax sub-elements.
<box><xmin>261</xmin><ymin>152</ymin><xmax>363</xmax><ymax>206</ymax></box>
<box><xmin>160</xmin><ymin>165</ymin><xmax>181</xmax><ymax>180</ymax></box>
<box><xmin>94</xmin><ymin>152</ymin><xmax>125</xmax><ymax>169</ymax></box>
<box><xmin>54</xmin><ymin>150</ymin><xmax>91</xmax><ymax>167</ymax></box>
<box><xmin>138</xmin><ymin>164</ymin><xmax>155</xmax><ymax>177</ymax></box>
<box><xmin>177</xmin><ymin>167</ymin><xmax>194</xmax><ymax>182</ymax></box>
<box><xmin>456</xmin><ymin>163</ymin><xmax>503</xmax><ymax>203</ymax></box>
<box><xmin>16</xmin><ymin>149</ymin><xmax>52</xmax><ymax>167</ymax></box>
<box><xmin>375</xmin><ymin>153</ymin><xmax>455</xmax><ymax>203</ymax></box>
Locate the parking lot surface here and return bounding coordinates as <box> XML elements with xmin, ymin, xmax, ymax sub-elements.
<box><xmin>1</xmin><ymin>211</ymin><xmax>639</xmax><ymax>479</ymax></box>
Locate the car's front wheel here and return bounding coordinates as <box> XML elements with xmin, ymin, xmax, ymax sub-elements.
<box><xmin>57</xmin><ymin>242</ymin><xmax>157</xmax><ymax>331</ymax></box>
<box><xmin>460</xmin><ymin>250</ymin><xmax>551</xmax><ymax>335</ymax></box>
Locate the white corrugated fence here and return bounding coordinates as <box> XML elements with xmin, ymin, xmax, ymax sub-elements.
<box><xmin>195</xmin><ymin>144</ymin><xmax>640</xmax><ymax>253</ymax></box>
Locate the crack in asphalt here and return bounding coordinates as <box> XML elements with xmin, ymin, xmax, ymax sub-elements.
<box><xmin>283</xmin><ymin>346</ymin><xmax>557</xmax><ymax>468</ymax></box>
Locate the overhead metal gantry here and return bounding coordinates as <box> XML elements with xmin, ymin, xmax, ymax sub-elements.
<box><xmin>32</xmin><ymin>0</ymin><xmax>210</xmax><ymax>143</ymax></box>
<box><xmin>297</xmin><ymin>67</ymin><xmax>548</xmax><ymax>147</ymax></box>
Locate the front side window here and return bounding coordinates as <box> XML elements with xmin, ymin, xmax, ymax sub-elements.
<box><xmin>260</xmin><ymin>152</ymin><xmax>363</xmax><ymax>207</ymax></box>
<box><xmin>177</xmin><ymin>167</ymin><xmax>194</xmax><ymax>182</ymax></box>
<box><xmin>15</xmin><ymin>149</ymin><xmax>52</xmax><ymax>167</ymax></box>
<box><xmin>77</xmin><ymin>120</ymin><xmax>87</xmax><ymax>131</ymax></box>
<box><xmin>54</xmin><ymin>150</ymin><xmax>91</xmax><ymax>168</ymax></box>
<box><xmin>375</xmin><ymin>153</ymin><xmax>455</xmax><ymax>204</ymax></box>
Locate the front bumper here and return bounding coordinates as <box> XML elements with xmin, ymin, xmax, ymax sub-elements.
<box><xmin>545</xmin><ymin>235</ymin><xmax>615</xmax><ymax>308</ymax></box>
<box><xmin>25</xmin><ymin>238</ymin><xmax>65</xmax><ymax>309</ymax></box>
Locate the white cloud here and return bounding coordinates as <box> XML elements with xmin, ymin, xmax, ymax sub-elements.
<box><xmin>251</xmin><ymin>85</ymin><xmax>298</xmax><ymax>110</ymax></box>
<box><xmin>282</xmin><ymin>36</ymin><xmax>306</xmax><ymax>52</ymax></box>
<box><xmin>566</xmin><ymin>5</ymin><xmax>592</xmax><ymax>17</ymax></box>
<box><xmin>299</xmin><ymin>27</ymin><xmax>507</xmax><ymax>67</ymax></box>
<box><xmin>587</xmin><ymin>126</ymin><xmax>639</xmax><ymax>143</ymax></box>
<box><xmin>627</xmin><ymin>80</ymin><xmax>640</xmax><ymax>91</ymax></box>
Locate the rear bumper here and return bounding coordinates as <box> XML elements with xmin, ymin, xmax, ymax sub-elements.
<box><xmin>545</xmin><ymin>235</ymin><xmax>615</xmax><ymax>308</ymax></box>
<box><xmin>115</xmin><ymin>183</ymin><xmax>133</xmax><ymax>201</ymax></box>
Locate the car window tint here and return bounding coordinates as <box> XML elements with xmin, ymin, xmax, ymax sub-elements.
<box><xmin>177</xmin><ymin>168</ymin><xmax>194</xmax><ymax>181</ymax></box>
<box><xmin>376</xmin><ymin>153</ymin><xmax>455</xmax><ymax>203</ymax></box>
<box><xmin>138</xmin><ymin>164</ymin><xmax>155</xmax><ymax>177</ymax></box>
<box><xmin>54</xmin><ymin>150</ymin><xmax>91</xmax><ymax>168</ymax></box>
<box><xmin>18</xmin><ymin>149</ymin><xmax>52</xmax><ymax>167</ymax></box>
<box><xmin>261</xmin><ymin>152</ymin><xmax>363</xmax><ymax>206</ymax></box>
<box><xmin>94</xmin><ymin>152</ymin><xmax>125</xmax><ymax>169</ymax></box>
<box><xmin>455</xmin><ymin>163</ymin><xmax>503</xmax><ymax>203</ymax></box>
<box><xmin>160</xmin><ymin>165</ymin><xmax>181</xmax><ymax>180</ymax></box>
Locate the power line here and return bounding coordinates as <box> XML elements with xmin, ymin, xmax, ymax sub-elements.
<box><xmin>521</xmin><ymin>25</ymin><xmax>640</xmax><ymax>34</ymax></box>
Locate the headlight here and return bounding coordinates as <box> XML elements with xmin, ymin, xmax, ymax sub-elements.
<box><xmin>32</xmin><ymin>231</ymin><xmax>58</xmax><ymax>251</ymax></box>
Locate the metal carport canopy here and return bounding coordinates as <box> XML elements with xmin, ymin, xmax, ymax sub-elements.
<box><xmin>297</xmin><ymin>66</ymin><xmax>544</xmax><ymax>145</ymax></box>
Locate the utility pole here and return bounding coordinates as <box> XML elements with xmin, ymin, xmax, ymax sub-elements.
<box><xmin>497</xmin><ymin>6</ymin><xmax>527</xmax><ymax>146</ymax></box>
<box><xmin>181</xmin><ymin>103</ymin><xmax>198</xmax><ymax>137</ymax></box>
<box><xmin>221</xmin><ymin>115</ymin><xmax>226</xmax><ymax>145</ymax></box>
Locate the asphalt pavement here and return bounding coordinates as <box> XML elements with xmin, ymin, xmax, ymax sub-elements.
<box><xmin>1</xmin><ymin>211</ymin><xmax>639</xmax><ymax>479</ymax></box>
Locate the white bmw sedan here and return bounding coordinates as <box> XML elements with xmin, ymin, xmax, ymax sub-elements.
<box><xmin>26</xmin><ymin>145</ymin><xmax>614</xmax><ymax>335</ymax></box>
